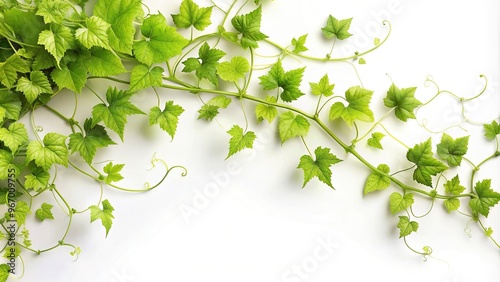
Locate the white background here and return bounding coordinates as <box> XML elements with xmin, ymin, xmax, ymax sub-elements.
<box><xmin>14</xmin><ymin>0</ymin><xmax>500</xmax><ymax>281</ymax></box>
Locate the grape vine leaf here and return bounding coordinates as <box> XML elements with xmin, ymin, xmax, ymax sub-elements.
<box><xmin>0</xmin><ymin>54</ymin><xmax>30</xmax><ymax>88</ymax></box>
<box><xmin>255</xmin><ymin>95</ymin><xmax>278</xmax><ymax>124</ymax></box>
<box><xmin>94</xmin><ymin>0</ymin><xmax>143</xmax><ymax>54</ymax></box>
<box><xmin>0</xmin><ymin>122</ymin><xmax>28</xmax><ymax>154</ymax></box>
<box><xmin>91</xmin><ymin>87</ymin><xmax>145</xmax><ymax>141</ymax></box>
<box><xmin>35</xmin><ymin>203</ymin><xmax>54</xmax><ymax>221</ymax></box>
<box><xmin>172</xmin><ymin>0</ymin><xmax>213</xmax><ymax>31</ymax></box>
<box><xmin>389</xmin><ymin>192</ymin><xmax>414</xmax><ymax>214</ymax></box>
<box><xmin>484</xmin><ymin>120</ymin><xmax>500</xmax><ymax>140</ymax></box>
<box><xmin>436</xmin><ymin>133</ymin><xmax>469</xmax><ymax>167</ymax></box>
<box><xmin>278</xmin><ymin>111</ymin><xmax>310</xmax><ymax>144</ymax></box>
<box><xmin>27</xmin><ymin>132</ymin><xmax>69</xmax><ymax>171</ymax></box>
<box><xmin>469</xmin><ymin>179</ymin><xmax>500</xmax><ymax>217</ymax></box>
<box><xmin>321</xmin><ymin>15</ymin><xmax>353</xmax><ymax>40</ymax></box>
<box><xmin>292</xmin><ymin>34</ymin><xmax>308</xmax><ymax>54</ymax></box>
<box><xmin>310</xmin><ymin>74</ymin><xmax>334</xmax><ymax>97</ymax></box>
<box><xmin>0</xmin><ymin>264</ymin><xmax>9</xmax><ymax>282</ymax></box>
<box><xmin>90</xmin><ymin>199</ymin><xmax>114</xmax><ymax>237</ymax></box>
<box><xmin>0</xmin><ymin>150</ymin><xmax>18</xmax><ymax>179</ymax></box>
<box><xmin>36</xmin><ymin>0</ymin><xmax>72</xmax><ymax>24</ymax></box>
<box><xmin>364</xmin><ymin>164</ymin><xmax>391</xmax><ymax>195</ymax></box>
<box><xmin>367</xmin><ymin>132</ymin><xmax>385</xmax><ymax>150</ymax></box>
<box><xmin>259</xmin><ymin>61</ymin><xmax>305</xmax><ymax>102</ymax></box>
<box><xmin>51</xmin><ymin>60</ymin><xmax>87</xmax><ymax>93</ymax></box>
<box><xmin>0</xmin><ymin>92</ymin><xmax>22</xmax><ymax>121</ymax></box>
<box><xmin>69</xmin><ymin>118</ymin><xmax>116</xmax><ymax>164</ymax></box>
<box><xmin>207</xmin><ymin>96</ymin><xmax>232</xmax><ymax>109</ymax></box>
<box><xmin>397</xmin><ymin>216</ymin><xmax>419</xmax><ymax>238</ymax></box>
<box><xmin>24</xmin><ymin>166</ymin><xmax>50</xmax><ymax>191</ymax></box>
<box><xmin>231</xmin><ymin>6</ymin><xmax>268</xmax><ymax>49</ymax></box>
<box><xmin>133</xmin><ymin>14</ymin><xmax>188</xmax><ymax>66</ymax></box>
<box><xmin>149</xmin><ymin>101</ymin><xmax>185</xmax><ymax>140</ymax></box>
<box><xmin>75</xmin><ymin>16</ymin><xmax>111</xmax><ymax>50</ymax></box>
<box><xmin>13</xmin><ymin>201</ymin><xmax>30</xmax><ymax>225</ymax></box>
<box><xmin>329</xmin><ymin>86</ymin><xmax>374</xmax><ymax>125</ymax></box>
<box><xmin>297</xmin><ymin>146</ymin><xmax>342</xmax><ymax>188</ymax></box>
<box><xmin>102</xmin><ymin>162</ymin><xmax>124</xmax><ymax>184</ymax></box>
<box><xmin>226</xmin><ymin>125</ymin><xmax>256</xmax><ymax>159</ymax></box>
<box><xmin>217</xmin><ymin>56</ymin><xmax>250</xmax><ymax>82</ymax></box>
<box><xmin>37</xmin><ymin>24</ymin><xmax>75</xmax><ymax>67</ymax></box>
<box><xmin>407</xmin><ymin>139</ymin><xmax>448</xmax><ymax>187</ymax></box>
<box><xmin>444</xmin><ymin>198</ymin><xmax>461</xmax><ymax>213</ymax></box>
<box><xmin>198</xmin><ymin>104</ymin><xmax>219</xmax><ymax>121</ymax></box>
<box><xmin>129</xmin><ymin>64</ymin><xmax>164</xmax><ymax>92</ymax></box>
<box><xmin>16</xmin><ymin>70</ymin><xmax>53</xmax><ymax>103</ymax></box>
<box><xmin>444</xmin><ymin>175</ymin><xmax>466</xmax><ymax>196</ymax></box>
<box><xmin>383</xmin><ymin>84</ymin><xmax>421</xmax><ymax>122</ymax></box>
<box><xmin>87</xmin><ymin>48</ymin><xmax>127</xmax><ymax>77</ymax></box>
<box><xmin>182</xmin><ymin>42</ymin><xmax>225</xmax><ymax>86</ymax></box>
<box><xmin>4</xmin><ymin>8</ymin><xmax>47</xmax><ymax>46</ymax></box>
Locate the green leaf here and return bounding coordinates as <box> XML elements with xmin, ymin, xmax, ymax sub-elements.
<box><xmin>292</xmin><ymin>34</ymin><xmax>308</xmax><ymax>53</ymax></box>
<box><xmin>389</xmin><ymin>192</ymin><xmax>414</xmax><ymax>214</ymax></box>
<box><xmin>217</xmin><ymin>25</ymin><xmax>239</xmax><ymax>43</ymax></box>
<box><xmin>87</xmin><ymin>48</ymin><xmax>127</xmax><ymax>77</ymax></box>
<box><xmin>133</xmin><ymin>14</ymin><xmax>188</xmax><ymax>66</ymax></box>
<box><xmin>258</xmin><ymin>61</ymin><xmax>305</xmax><ymax>102</ymax></box>
<box><xmin>35</xmin><ymin>203</ymin><xmax>54</xmax><ymax>221</ymax></box>
<box><xmin>0</xmin><ymin>122</ymin><xmax>28</xmax><ymax>153</ymax></box>
<box><xmin>231</xmin><ymin>6</ymin><xmax>268</xmax><ymax>49</ymax></box>
<box><xmin>484</xmin><ymin>120</ymin><xmax>500</xmax><ymax>140</ymax></box>
<box><xmin>172</xmin><ymin>0</ymin><xmax>213</xmax><ymax>31</ymax></box>
<box><xmin>321</xmin><ymin>15</ymin><xmax>353</xmax><ymax>40</ymax></box>
<box><xmin>4</xmin><ymin>8</ymin><xmax>47</xmax><ymax>46</ymax></box>
<box><xmin>182</xmin><ymin>42</ymin><xmax>225</xmax><ymax>86</ymax></box>
<box><xmin>94</xmin><ymin>0</ymin><xmax>143</xmax><ymax>54</ymax></box>
<box><xmin>278</xmin><ymin>111</ymin><xmax>310</xmax><ymax>144</ymax></box>
<box><xmin>444</xmin><ymin>198</ymin><xmax>461</xmax><ymax>213</ymax></box>
<box><xmin>149</xmin><ymin>101</ymin><xmax>185</xmax><ymax>140</ymax></box>
<box><xmin>329</xmin><ymin>86</ymin><xmax>374</xmax><ymax>125</ymax></box>
<box><xmin>0</xmin><ymin>92</ymin><xmax>22</xmax><ymax>121</ymax></box>
<box><xmin>384</xmin><ymin>84</ymin><xmax>422</xmax><ymax>122</ymax></box>
<box><xmin>367</xmin><ymin>132</ymin><xmax>385</xmax><ymax>150</ymax></box>
<box><xmin>32</xmin><ymin>49</ymin><xmax>56</xmax><ymax>70</ymax></box>
<box><xmin>0</xmin><ymin>54</ymin><xmax>30</xmax><ymax>89</ymax></box>
<box><xmin>27</xmin><ymin>133</ymin><xmax>68</xmax><ymax>171</ymax></box>
<box><xmin>310</xmin><ymin>74</ymin><xmax>334</xmax><ymax>97</ymax></box>
<box><xmin>226</xmin><ymin>125</ymin><xmax>256</xmax><ymax>159</ymax></box>
<box><xmin>217</xmin><ymin>56</ymin><xmax>250</xmax><ymax>82</ymax></box>
<box><xmin>469</xmin><ymin>179</ymin><xmax>500</xmax><ymax>217</ymax></box>
<box><xmin>91</xmin><ymin>87</ymin><xmax>145</xmax><ymax>141</ymax></box>
<box><xmin>16</xmin><ymin>71</ymin><xmax>53</xmax><ymax>103</ymax></box>
<box><xmin>75</xmin><ymin>16</ymin><xmax>111</xmax><ymax>50</ymax></box>
<box><xmin>297</xmin><ymin>146</ymin><xmax>342</xmax><ymax>188</ymax></box>
<box><xmin>0</xmin><ymin>150</ymin><xmax>18</xmax><ymax>180</ymax></box>
<box><xmin>206</xmin><ymin>96</ymin><xmax>232</xmax><ymax>109</ymax></box>
<box><xmin>0</xmin><ymin>264</ymin><xmax>10</xmax><ymax>282</ymax></box>
<box><xmin>36</xmin><ymin>0</ymin><xmax>72</xmax><ymax>24</ymax></box>
<box><xmin>397</xmin><ymin>216</ymin><xmax>419</xmax><ymax>238</ymax></box>
<box><xmin>436</xmin><ymin>133</ymin><xmax>469</xmax><ymax>167</ymax></box>
<box><xmin>51</xmin><ymin>60</ymin><xmax>87</xmax><ymax>93</ymax></box>
<box><xmin>358</xmin><ymin>58</ymin><xmax>367</xmax><ymax>65</ymax></box>
<box><xmin>90</xmin><ymin>199</ymin><xmax>114</xmax><ymax>237</ymax></box>
<box><xmin>24</xmin><ymin>166</ymin><xmax>50</xmax><ymax>191</ymax></box>
<box><xmin>102</xmin><ymin>162</ymin><xmax>124</xmax><ymax>184</ymax></box>
<box><xmin>37</xmin><ymin>24</ymin><xmax>75</xmax><ymax>66</ymax></box>
<box><xmin>444</xmin><ymin>175</ymin><xmax>466</xmax><ymax>196</ymax></box>
<box><xmin>129</xmin><ymin>64</ymin><xmax>164</xmax><ymax>92</ymax></box>
<box><xmin>13</xmin><ymin>201</ymin><xmax>30</xmax><ymax>225</ymax></box>
<box><xmin>255</xmin><ymin>95</ymin><xmax>278</xmax><ymax>124</ymax></box>
<box><xmin>364</xmin><ymin>164</ymin><xmax>391</xmax><ymax>195</ymax></box>
<box><xmin>406</xmin><ymin>138</ymin><xmax>448</xmax><ymax>187</ymax></box>
<box><xmin>197</xmin><ymin>104</ymin><xmax>219</xmax><ymax>121</ymax></box>
<box><xmin>69</xmin><ymin>118</ymin><xmax>116</xmax><ymax>164</ymax></box>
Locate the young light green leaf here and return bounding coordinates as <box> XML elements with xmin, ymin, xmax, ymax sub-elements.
<box><xmin>129</xmin><ymin>64</ymin><xmax>164</xmax><ymax>92</ymax></box>
<box><xmin>198</xmin><ymin>104</ymin><xmax>219</xmax><ymax>121</ymax></box>
<box><xmin>226</xmin><ymin>125</ymin><xmax>256</xmax><ymax>159</ymax></box>
<box><xmin>217</xmin><ymin>25</ymin><xmax>239</xmax><ymax>43</ymax></box>
<box><xmin>0</xmin><ymin>264</ymin><xmax>10</xmax><ymax>282</ymax></box>
<box><xmin>16</xmin><ymin>70</ymin><xmax>53</xmax><ymax>103</ymax></box>
<box><xmin>13</xmin><ymin>201</ymin><xmax>30</xmax><ymax>225</ymax></box>
<box><xmin>389</xmin><ymin>192</ymin><xmax>414</xmax><ymax>214</ymax></box>
<box><xmin>149</xmin><ymin>101</ymin><xmax>185</xmax><ymax>140</ymax></box>
<box><xmin>406</xmin><ymin>138</ymin><xmax>448</xmax><ymax>187</ymax></box>
<box><xmin>0</xmin><ymin>54</ymin><xmax>31</xmax><ymax>88</ymax></box>
<box><xmin>278</xmin><ymin>111</ymin><xmax>310</xmax><ymax>144</ymax></box>
<box><xmin>36</xmin><ymin>0</ymin><xmax>73</xmax><ymax>24</ymax></box>
<box><xmin>297</xmin><ymin>146</ymin><xmax>342</xmax><ymax>188</ymax></box>
<box><xmin>358</xmin><ymin>58</ymin><xmax>366</xmax><ymax>64</ymax></box>
<box><xmin>383</xmin><ymin>84</ymin><xmax>422</xmax><ymax>122</ymax></box>
<box><xmin>206</xmin><ymin>96</ymin><xmax>232</xmax><ymax>109</ymax></box>
<box><xmin>90</xmin><ymin>199</ymin><xmax>114</xmax><ymax>237</ymax></box>
<box><xmin>37</xmin><ymin>24</ymin><xmax>75</xmax><ymax>66</ymax></box>
<box><xmin>329</xmin><ymin>86</ymin><xmax>374</xmax><ymax>125</ymax></box>
<box><xmin>231</xmin><ymin>6</ymin><xmax>268</xmax><ymax>49</ymax></box>
<box><xmin>24</xmin><ymin>166</ymin><xmax>50</xmax><ymax>191</ymax></box>
<box><xmin>259</xmin><ymin>61</ymin><xmax>305</xmax><ymax>102</ymax></box>
<box><xmin>87</xmin><ymin>48</ymin><xmax>127</xmax><ymax>77</ymax></box>
<box><xmin>444</xmin><ymin>175</ymin><xmax>466</xmax><ymax>196</ymax></box>
<box><xmin>182</xmin><ymin>42</ymin><xmax>225</xmax><ymax>86</ymax></box>
<box><xmin>321</xmin><ymin>15</ymin><xmax>353</xmax><ymax>40</ymax></box>
<box><xmin>51</xmin><ymin>60</ymin><xmax>87</xmax><ymax>93</ymax></box>
<box><xmin>69</xmin><ymin>118</ymin><xmax>116</xmax><ymax>164</ymax></box>
<box><xmin>364</xmin><ymin>164</ymin><xmax>391</xmax><ymax>195</ymax></box>
<box><xmin>94</xmin><ymin>0</ymin><xmax>143</xmax><ymax>54</ymax></box>
<box><xmin>27</xmin><ymin>132</ymin><xmax>69</xmax><ymax>171</ymax></box>
<box><xmin>133</xmin><ymin>14</ymin><xmax>188</xmax><ymax>66</ymax></box>
<box><xmin>0</xmin><ymin>92</ymin><xmax>22</xmax><ymax>121</ymax></box>
<box><xmin>0</xmin><ymin>150</ymin><xmax>18</xmax><ymax>180</ymax></box>
<box><xmin>444</xmin><ymin>198</ymin><xmax>461</xmax><ymax>213</ymax></box>
<box><xmin>102</xmin><ymin>162</ymin><xmax>124</xmax><ymax>184</ymax></box>
<box><xmin>171</xmin><ymin>0</ymin><xmax>213</xmax><ymax>31</ymax></box>
<box><xmin>91</xmin><ymin>87</ymin><xmax>145</xmax><ymax>141</ymax></box>
<box><xmin>292</xmin><ymin>34</ymin><xmax>308</xmax><ymax>53</ymax></box>
<box><xmin>469</xmin><ymin>179</ymin><xmax>500</xmax><ymax>217</ymax></box>
<box><xmin>35</xmin><ymin>203</ymin><xmax>54</xmax><ymax>221</ymax></box>
<box><xmin>367</xmin><ymin>132</ymin><xmax>385</xmax><ymax>150</ymax></box>
<box><xmin>310</xmin><ymin>74</ymin><xmax>334</xmax><ymax>97</ymax></box>
<box><xmin>436</xmin><ymin>133</ymin><xmax>469</xmax><ymax>167</ymax></box>
<box><xmin>483</xmin><ymin>120</ymin><xmax>500</xmax><ymax>140</ymax></box>
<box><xmin>217</xmin><ymin>56</ymin><xmax>250</xmax><ymax>82</ymax></box>
<box><xmin>0</xmin><ymin>122</ymin><xmax>28</xmax><ymax>154</ymax></box>
<box><xmin>75</xmin><ymin>16</ymin><xmax>111</xmax><ymax>50</ymax></box>
<box><xmin>397</xmin><ymin>216</ymin><xmax>419</xmax><ymax>238</ymax></box>
<box><xmin>255</xmin><ymin>95</ymin><xmax>278</xmax><ymax>124</ymax></box>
